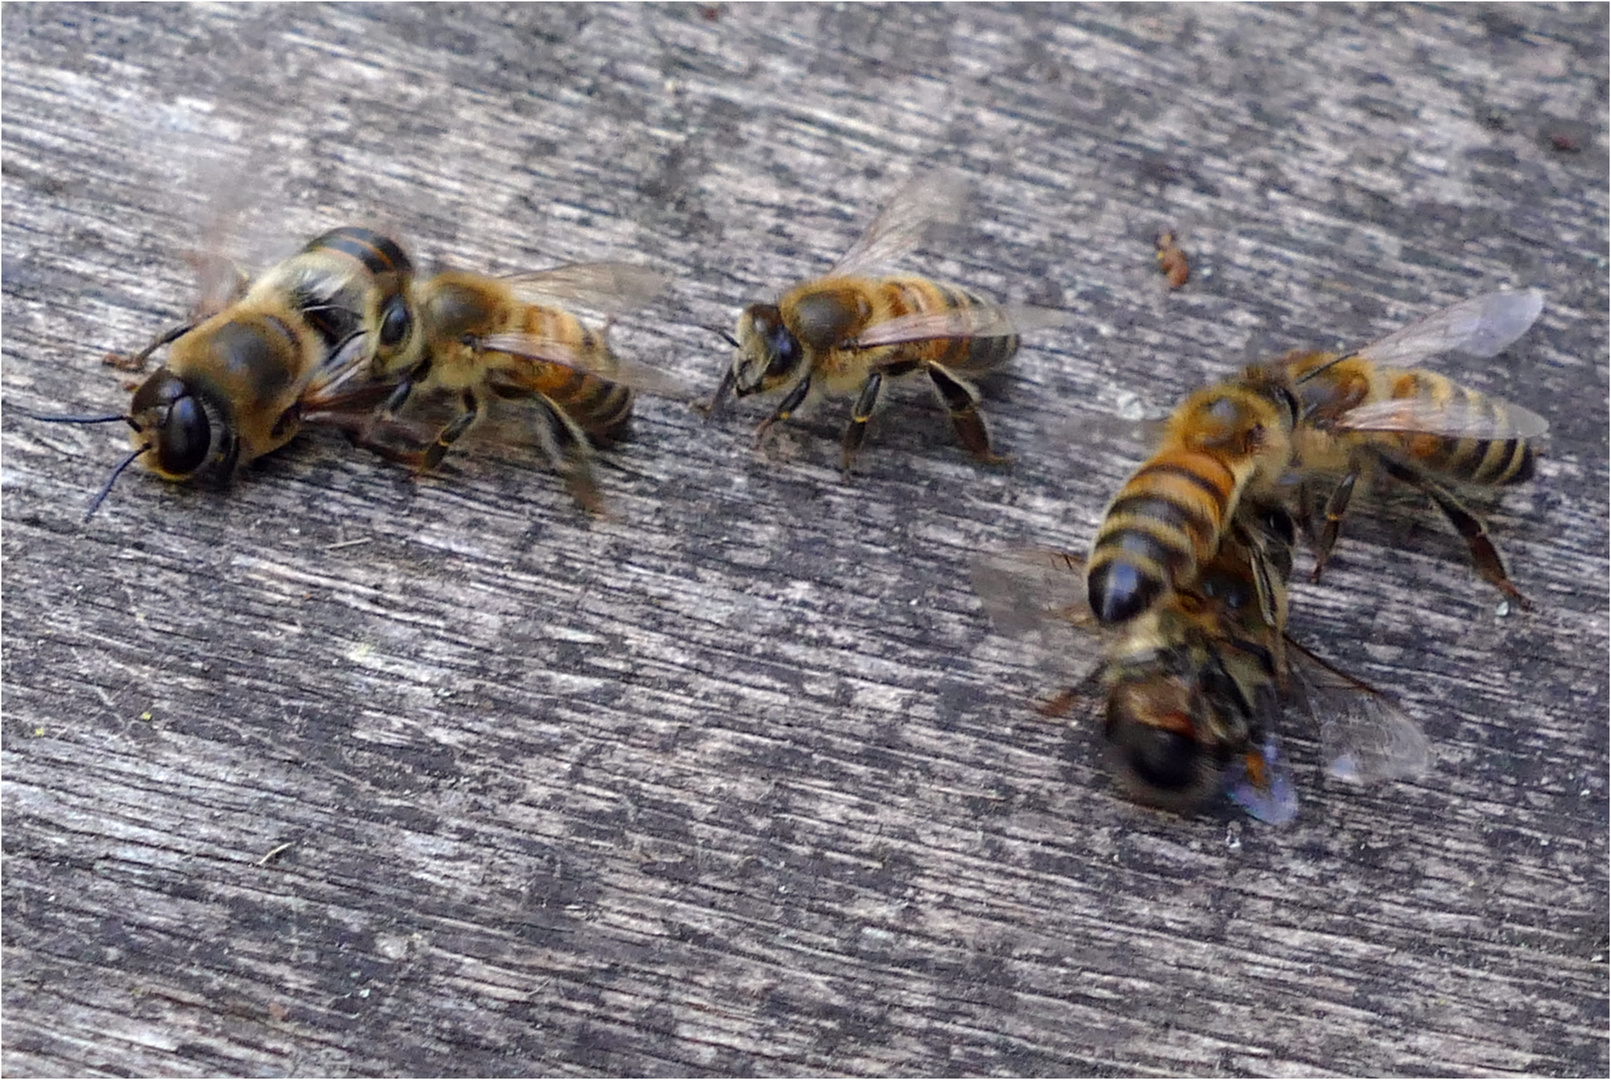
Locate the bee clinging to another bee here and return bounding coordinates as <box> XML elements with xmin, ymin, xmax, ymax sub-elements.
<box><xmin>360</xmin><ymin>261</ymin><xmax>685</xmax><ymax>513</ymax></box>
<box><xmin>1086</xmin><ymin>288</ymin><xmax>1548</xmax><ymax>629</ymax></box>
<box><xmin>972</xmin><ymin>497</ymin><xmax>1430</xmax><ymax>824</ymax></box>
<box><xmin>709</xmin><ymin>170</ymin><xmax>1071</xmax><ymax>474</ymax></box>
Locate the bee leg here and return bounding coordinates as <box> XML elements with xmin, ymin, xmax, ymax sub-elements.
<box><xmin>1375</xmin><ymin>455</ymin><xmax>1532</xmax><ymax>609</ymax></box>
<box><xmin>531</xmin><ymin>396</ymin><xmax>604</xmax><ymax>514</ymax></box>
<box><xmin>753</xmin><ymin>376</ymin><xmax>812</xmax><ymax>447</ymax></box>
<box><xmin>421</xmin><ymin>390</ymin><xmax>483</xmax><ymax>472</ymax></box>
<box><xmin>840</xmin><ymin>372</ymin><xmax>884</xmax><ymax>476</ymax></box>
<box><xmin>1310</xmin><ymin>471</ymin><xmax>1361</xmax><ymax>583</ymax></box>
<box><xmin>105</xmin><ymin>321</ymin><xmax>197</xmax><ymax>372</ymax></box>
<box><xmin>929</xmin><ymin>364</ymin><xmax>1007</xmax><ymax>465</ymax></box>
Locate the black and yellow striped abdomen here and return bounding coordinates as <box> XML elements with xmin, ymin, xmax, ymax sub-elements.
<box><xmin>1379</xmin><ymin>370</ymin><xmax>1536</xmax><ymax>486</ymax></box>
<box><xmin>874</xmin><ymin>277</ymin><xmax>1019</xmax><ymax>375</ymax></box>
<box><xmin>495</xmin><ymin>305</ymin><xmax>633</xmax><ymax>443</ymax></box>
<box><xmin>1086</xmin><ymin>447</ymin><xmax>1247</xmax><ymax>626</ymax></box>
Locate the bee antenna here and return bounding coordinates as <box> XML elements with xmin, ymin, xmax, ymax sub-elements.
<box><xmin>711</xmin><ymin>326</ymin><xmax>740</xmax><ymax>349</ymax></box>
<box><xmin>83</xmin><ymin>447</ymin><xmax>146</xmax><ymax>521</ymax></box>
<box><xmin>1294</xmin><ymin>352</ymin><xmax>1353</xmax><ymax>385</ymax></box>
<box><xmin>21</xmin><ymin>410</ymin><xmax>129</xmax><ymax>425</ymax></box>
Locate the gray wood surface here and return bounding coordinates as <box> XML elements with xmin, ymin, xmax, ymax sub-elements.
<box><xmin>3</xmin><ymin>3</ymin><xmax>1606</xmax><ymax>1076</ymax></box>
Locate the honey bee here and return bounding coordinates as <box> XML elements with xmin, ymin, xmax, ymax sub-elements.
<box><xmin>27</xmin><ymin>225</ymin><xmax>417</xmax><ymax>517</ymax></box>
<box><xmin>1085</xmin><ymin>363</ymin><xmax>1301</xmax><ymax>626</ymax></box>
<box><xmin>709</xmin><ymin>170</ymin><xmax>1070</xmax><ymax>473</ymax></box>
<box><xmin>972</xmin><ymin>500</ymin><xmax>1429</xmax><ymax>823</ymax></box>
<box><xmin>1154</xmin><ymin>229</ymin><xmax>1189</xmax><ymax>289</ymax></box>
<box><xmin>363</xmin><ymin>263</ymin><xmax>678</xmax><ymax>513</ymax></box>
<box><xmin>1278</xmin><ymin>288</ymin><xmax>1548</xmax><ymax>607</ymax></box>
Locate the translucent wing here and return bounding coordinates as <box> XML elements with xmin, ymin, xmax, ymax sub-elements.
<box><xmin>476</xmin><ymin>331</ymin><xmax>697</xmax><ymax>401</ymax></box>
<box><xmin>847</xmin><ymin>303</ymin><xmax>1075</xmax><ymax>350</ymax></box>
<box><xmin>1226</xmin><ymin>735</ymin><xmax>1300</xmax><ymax>826</ymax></box>
<box><xmin>1352</xmin><ymin>288</ymin><xmax>1545</xmax><ymax>368</ymax></box>
<box><xmin>968</xmin><ymin>547</ymin><xmax>1094</xmax><ymax>639</ymax></box>
<box><xmin>502</xmin><ymin>263</ymin><xmax>667</xmax><ymax>313</ymax></box>
<box><xmin>826</xmin><ymin>170</ymin><xmax>971</xmax><ymax>279</ymax></box>
<box><xmin>1289</xmin><ymin>641</ymin><xmax>1431</xmax><ymax>784</ymax></box>
<box><xmin>1335</xmin><ymin>394</ymin><xmax>1549</xmax><ymax>441</ymax></box>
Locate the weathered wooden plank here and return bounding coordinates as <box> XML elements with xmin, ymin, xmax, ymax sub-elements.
<box><xmin>3</xmin><ymin>3</ymin><xmax>1606</xmax><ymax>1076</ymax></box>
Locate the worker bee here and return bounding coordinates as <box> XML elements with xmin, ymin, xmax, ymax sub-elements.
<box><xmin>972</xmin><ymin>501</ymin><xmax>1429</xmax><ymax>823</ymax></box>
<box><xmin>1279</xmin><ymin>288</ymin><xmax>1548</xmax><ymax>607</ymax></box>
<box><xmin>363</xmin><ymin>263</ymin><xmax>680</xmax><ymax>513</ymax></box>
<box><xmin>26</xmin><ymin>225</ymin><xmax>417</xmax><ymax>517</ymax></box>
<box><xmin>1085</xmin><ymin>363</ymin><xmax>1301</xmax><ymax>626</ymax></box>
<box><xmin>709</xmin><ymin>170</ymin><xmax>1070</xmax><ymax>473</ymax></box>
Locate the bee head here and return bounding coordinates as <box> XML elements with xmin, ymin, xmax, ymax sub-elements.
<box><xmin>1102</xmin><ymin>666</ymin><xmax>1227</xmax><ymax>815</ymax></box>
<box><xmin>731</xmin><ymin>302</ymin><xmax>804</xmax><ymax>396</ymax></box>
<box><xmin>127</xmin><ymin>368</ymin><xmax>239</xmax><ymax>487</ymax></box>
<box><xmin>365</xmin><ymin>275</ymin><xmax>422</xmax><ymax>374</ymax></box>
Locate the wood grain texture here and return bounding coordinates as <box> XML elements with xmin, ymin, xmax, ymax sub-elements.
<box><xmin>3</xmin><ymin>3</ymin><xmax>1606</xmax><ymax>1076</ymax></box>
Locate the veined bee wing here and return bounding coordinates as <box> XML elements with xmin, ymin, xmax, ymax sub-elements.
<box><xmin>826</xmin><ymin>170</ymin><xmax>971</xmax><ymax>279</ymax></box>
<box><xmin>1333</xmin><ymin>394</ymin><xmax>1549</xmax><ymax>441</ymax></box>
<box><xmin>502</xmin><ymin>263</ymin><xmax>668</xmax><ymax>313</ymax></box>
<box><xmin>846</xmin><ymin>303</ymin><xmax>1074</xmax><ymax>350</ymax></box>
<box><xmin>476</xmin><ymin>331</ymin><xmax>697</xmax><ymax>400</ymax></box>
<box><xmin>1226</xmin><ymin>735</ymin><xmax>1300</xmax><ymax>826</ymax></box>
<box><xmin>1353</xmin><ymin>288</ymin><xmax>1545</xmax><ymax>367</ymax></box>
<box><xmin>1288</xmin><ymin>639</ymin><xmax>1431</xmax><ymax>784</ymax></box>
<box><xmin>968</xmin><ymin>547</ymin><xmax>1095</xmax><ymax>639</ymax></box>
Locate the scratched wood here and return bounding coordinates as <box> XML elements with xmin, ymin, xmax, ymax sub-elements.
<box><xmin>2</xmin><ymin>3</ymin><xmax>1606</xmax><ymax>1076</ymax></box>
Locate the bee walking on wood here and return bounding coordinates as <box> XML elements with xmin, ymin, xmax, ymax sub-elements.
<box><xmin>709</xmin><ymin>170</ymin><xmax>1070</xmax><ymax>474</ymax></box>
<box><xmin>1278</xmin><ymin>288</ymin><xmax>1547</xmax><ymax>608</ymax></box>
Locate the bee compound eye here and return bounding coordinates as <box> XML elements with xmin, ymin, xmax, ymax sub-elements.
<box><xmin>763</xmin><ymin>321</ymin><xmax>801</xmax><ymax>381</ymax></box>
<box><xmin>156</xmin><ymin>393</ymin><xmax>211</xmax><ymax>475</ymax></box>
<box><xmin>1108</xmin><ymin>721</ymin><xmax>1204</xmax><ymax>795</ymax></box>
<box><xmin>378</xmin><ymin>298</ymin><xmax>411</xmax><ymax>349</ymax></box>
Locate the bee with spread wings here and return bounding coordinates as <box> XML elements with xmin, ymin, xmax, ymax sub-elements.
<box><xmin>1278</xmin><ymin>288</ymin><xmax>1548</xmax><ymax>607</ymax></box>
<box><xmin>710</xmin><ymin>170</ymin><xmax>1071</xmax><ymax>473</ymax></box>
<box><xmin>971</xmin><ymin>500</ymin><xmax>1430</xmax><ymax>824</ymax></box>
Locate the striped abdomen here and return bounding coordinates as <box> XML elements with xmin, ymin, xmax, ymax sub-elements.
<box><xmin>1086</xmin><ymin>447</ymin><xmax>1247</xmax><ymax>626</ymax></box>
<box><xmin>497</xmin><ymin>305</ymin><xmax>633</xmax><ymax>442</ymax></box>
<box><xmin>1373</xmin><ymin>370</ymin><xmax>1536</xmax><ymax>486</ymax></box>
<box><xmin>873</xmin><ymin>277</ymin><xmax>1019</xmax><ymax>375</ymax></box>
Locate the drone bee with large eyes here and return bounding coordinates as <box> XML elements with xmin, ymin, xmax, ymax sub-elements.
<box><xmin>362</xmin><ymin>262</ymin><xmax>683</xmax><ymax>513</ymax></box>
<box><xmin>27</xmin><ymin>225</ymin><xmax>418</xmax><ymax>517</ymax></box>
<box><xmin>709</xmin><ymin>170</ymin><xmax>1070</xmax><ymax>474</ymax></box>
<box><xmin>1277</xmin><ymin>288</ymin><xmax>1548</xmax><ymax>608</ymax></box>
<box><xmin>972</xmin><ymin>500</ymin><xmax>1430</xmax><ymax>824</ymax></box>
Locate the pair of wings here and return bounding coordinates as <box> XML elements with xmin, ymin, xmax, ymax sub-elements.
<box><xmin>969</xmin><ymin>547</ymin><xmax>1431</xmax><ymax>825</ymax></box>
<box><xmin>808</xmin><ymin>170</ymin><xmax>1075</xmax><ymax>352</ymax></box>
<box><xmin>1294</xmin><ymin>288</ymin><xmax>1550</xmax><ymax>443</ymax></box>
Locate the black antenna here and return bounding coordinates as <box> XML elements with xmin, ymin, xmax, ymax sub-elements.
<box><xmin>712</xmin><ymin>326</ymin><xmax>741</xmax><ymax>349</ymax></box>
<box><xmin>84</xmin><ymin>447</ymin><xmax>146</xmax><ymax>520</ymax></box>
<box><xmin>21</xmin><ymin>410</ymin><xmax>129</xmax><ymax>425</ymax></box>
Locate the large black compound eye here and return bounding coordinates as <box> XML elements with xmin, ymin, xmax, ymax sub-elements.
<box><xmin>1107</xmin><ymin>718</ymin><xmax>1204</xmax><ymax>795</ymax></box>
<box><xmin>378</xmin><ymin>296</ymin><xmax>412</xmax><ymax>350</ymax></box>
<box><xmin>760</xmin><ymin>315</ymin><xmax>801</xmax><ymax>382</ymax></box>
<box><xmin>153</xmin><ymin>393</ymin><xmax>211</xmax><ymax>476</ymax></box>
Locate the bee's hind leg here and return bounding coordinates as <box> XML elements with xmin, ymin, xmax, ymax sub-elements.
<box><xmin>1375</xmin><ymin>453</ymin><xmax>1531</xmax><ymax>610</ymax></box>
<box><xmin>532</xmin><ymin>396</ymin><xmax>605</xmax><ymax>515</ymax></box>
<box><xmin>929</xmin><ymin>364</ymin><xmax>1007</xmax><ymax>466</ymax></box>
